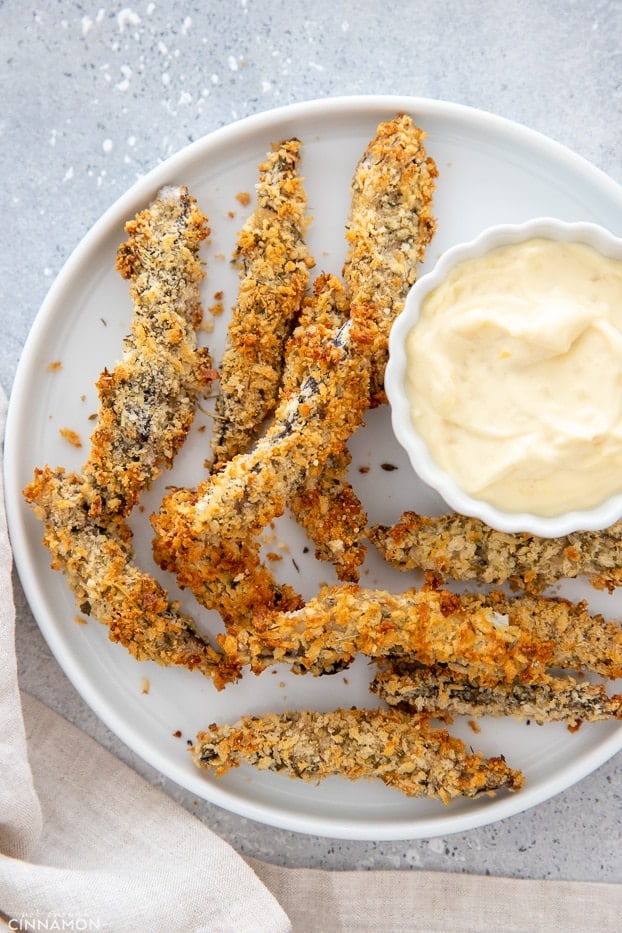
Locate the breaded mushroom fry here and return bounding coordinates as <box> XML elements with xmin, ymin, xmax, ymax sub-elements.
<box><xmin>369</xmin><ymin>511</ymin><xmax>622</xmax><ymax>593</ymax></box>
<box><xmin>24</xmin><ymin>188</ymin><xmax>236</xmax><ymax>684</ymax></box>
<box><xmin>343</xmin><ymin>113</ymin><xmax>438</xmax><ymax>405</ymax></box>
<box><xmin>193</xmin><ymin>707</ymin><xmax>524</xmax><ymax>802</ymax></box>
<box><xmin>220</xmin><ymin>583</ymin><xmax>622</xmax><ymax>685</ymax></box>
<box><xmin>152</xmin><ymin>274</ymin><xmax>375</xmax><ymax>619</ymax></box>
<box><xmin>211</xmin><ymin>138</ymin><xmax>315</xmax><ymax>470</ymax></box>
<box><xmin>24</xmin><ymin>468</ymin><xmax>235</xmax><ymax>686</ymax></box>
<box><xmin>287</xmin><ymin>113</ymin><xmax>438</xmax><ymax>580</ymax></box>
<box><xmin>371</xmin><ymin>663</ymin><xmax>622</xmax><ymax>729</ymax></box>
<box><xmin>87</xmin><ymin>186</ymin><xmax>215</xmax><ymax>515</ymax></box>
<box><xmin>279</xmin><ymin>275</ymin><xmax>366</xmax><ymax>580</ymax></box>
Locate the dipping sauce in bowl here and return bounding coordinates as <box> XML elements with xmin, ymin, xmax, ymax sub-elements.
<box><xmin>386</xmin><ymin>219</ymin><xmax>622</xmax><ymax>536</ymax></box>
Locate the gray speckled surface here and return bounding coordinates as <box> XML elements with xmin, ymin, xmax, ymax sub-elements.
<box><xmin>2</xmin><ymin>0</ymin><xmax>622</xmax><ymax>885</ymax></box>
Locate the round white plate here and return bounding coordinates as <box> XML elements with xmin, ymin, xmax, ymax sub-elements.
<box><xmin>6</xmin><ymin>95</ymin><xmax>622</xmax><ymax>841</ymax></box>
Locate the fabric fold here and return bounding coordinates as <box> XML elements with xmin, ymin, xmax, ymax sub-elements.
<box><xmin>0</xmin><ymin>693</ymin><xmax>290</xmax><ymax>933</ymax></box>
<box><xmin>249</xmin><ymin>859</ymin><xmax>622</xmax><ymax>932</ymax></box>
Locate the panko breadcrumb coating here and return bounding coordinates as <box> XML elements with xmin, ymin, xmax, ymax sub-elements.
<box><xmin>153</xmin><ymin>115</ymin><xmax>439</xmax><ymax>602</ymax></box>
<box><xmin>151</xmin><ymin>481</ymin><xmax>303</xmax><ymax>627</ymax></box>
<box><xmin>287</xmin><ymin>114</ymin><xmax>438</xmax><ymax>581</ymax></box>
<box><xmin>280</xmin><ymin>275</ymin><xmax>366</xmax><ymax>581</ymax></box>
<box><xmin>220</xmin><ymin>583</ymin><xmax>622</xmax><ymax>685</ymax></box>
<box><xmin>369</xmin><ymin>511</ymin><xmax>622</xmax><ymax>594</ymax></box>
<box><xmin>192</xmin><ymin>707</ymin><xmax>524</xmax><ymax>802</ymax></box>
<box><xmin>370</xmin><ymin>662</ymin><xmax>622</xmax><ymax>729</ymax></box>
<box><xmin>210</xmin><ymin>138</ymin><xmax>315</xmax><ymax>470</ymax></box>
<box><xmin>152</xmin><ymin>274</ymin><xmax>375</xmax><ymax>620</ymax></box>
<box><xmin>23</xmin><ymin>467</ymin><xmax>236</xmax><ymax>686</ymax></box>
<box><xmin>88</xmin><ymin>185</ymin><xmax>215</xmax><ymax>515</ymax></box>
<box><xmin>288</xmin><ymin>448</ymin><xmax>368</xmax><ymax>582</ymax></box>
<box><xmin>343</xmin><ymin>113</ymin><xmax>438</xmax><ymax>405</ymax></box>
<box><xmin>23</xmin><ymin>187</ymin><xmax>236</xmax><ymax>683</ymax></box>
<box><xmin>289</xmin><ymin>114</ymin><xmax>438</xmax><ymax>582</ymax></box>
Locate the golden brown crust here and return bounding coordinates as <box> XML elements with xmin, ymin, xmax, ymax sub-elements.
<box><xmin>151</xmin><ymin>483</ymin><xmax>303</xmax><ymax>627</ymax></box>
<box><xmin>23</xmin><ymin>188</ymin><xmax>236</xmax><ymax>685</ymax></box>
<box><xmin>220</xmin><ymin>583</ymin><xmax>622</xmax><ymax>685</ymax></box>
<box><xmin>88</xmin><ymin>186</ymin><xmax>214</xmax><ymax>515</ymax></box>
<box><xmin>371</xmin><ymin>662</ymin><xmax>622</xmax><ymax>729</ymax></box>
<box><xmin>210</xmin><ymin>138</ymin><xmax>315</xmax><ymax>470</ymax></box>
<box><xmin>288</xmin><ymin>448</ymin><xmax>367</xmax><ymax>581</ymax></box>
<box><xmin>369</xmin><ymin>511</ymin><xmax>622</xmax><ymax>594</ymax></box>
<box><xmin>281</xmin><ymin>276</ymin><xmax>366</xmax><ymax>581</ymax></box>
<box><xmin>343</xmin><ymin>113</ymin><xmax>438</xmax><ymax>405</ymax></box>
<box><xmin>155</xmin><ymin>117</ymin><xmax>438</xmax><ymax>602</ymax></box>
<box><xmin>152</xmin><ymin>274</ymin><xmax>374</xmax><ymax>620</ymax></box>
<box><xmin>192</xmin><ymin>706</ymin><xmax>524</xmax><ymax>802</ymax></box>
<box><xmin>23</xmin><ymin>467</ymin><xmax>235</xmax><ymax>686</ymax></box>
<box><xmin>286</xmin><ymin>114</ymin><xmax>437</xmax><ymax>581</ymax></box>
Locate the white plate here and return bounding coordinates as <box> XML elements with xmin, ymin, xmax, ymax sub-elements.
<box><xmin>6</xmin><ymin>95</ymin><xmax>622</xmax><ymax>841</ymax></box>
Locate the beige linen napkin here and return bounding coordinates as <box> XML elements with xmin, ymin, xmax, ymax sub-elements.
<box><xmin>251</xmin><ymin>859</ymin><xmax>622</xmax><ymax>932</ymax></box>
<box><xmin>2</xmin><ymin>384</ymin><xmax>622</xmax><ymax>932</ymax></box>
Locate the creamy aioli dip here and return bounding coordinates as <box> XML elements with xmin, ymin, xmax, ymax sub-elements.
<box><xmin>406</xmin><ymin>238</ymin><xmax>622</xmax><ymax>516</ymax></box>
